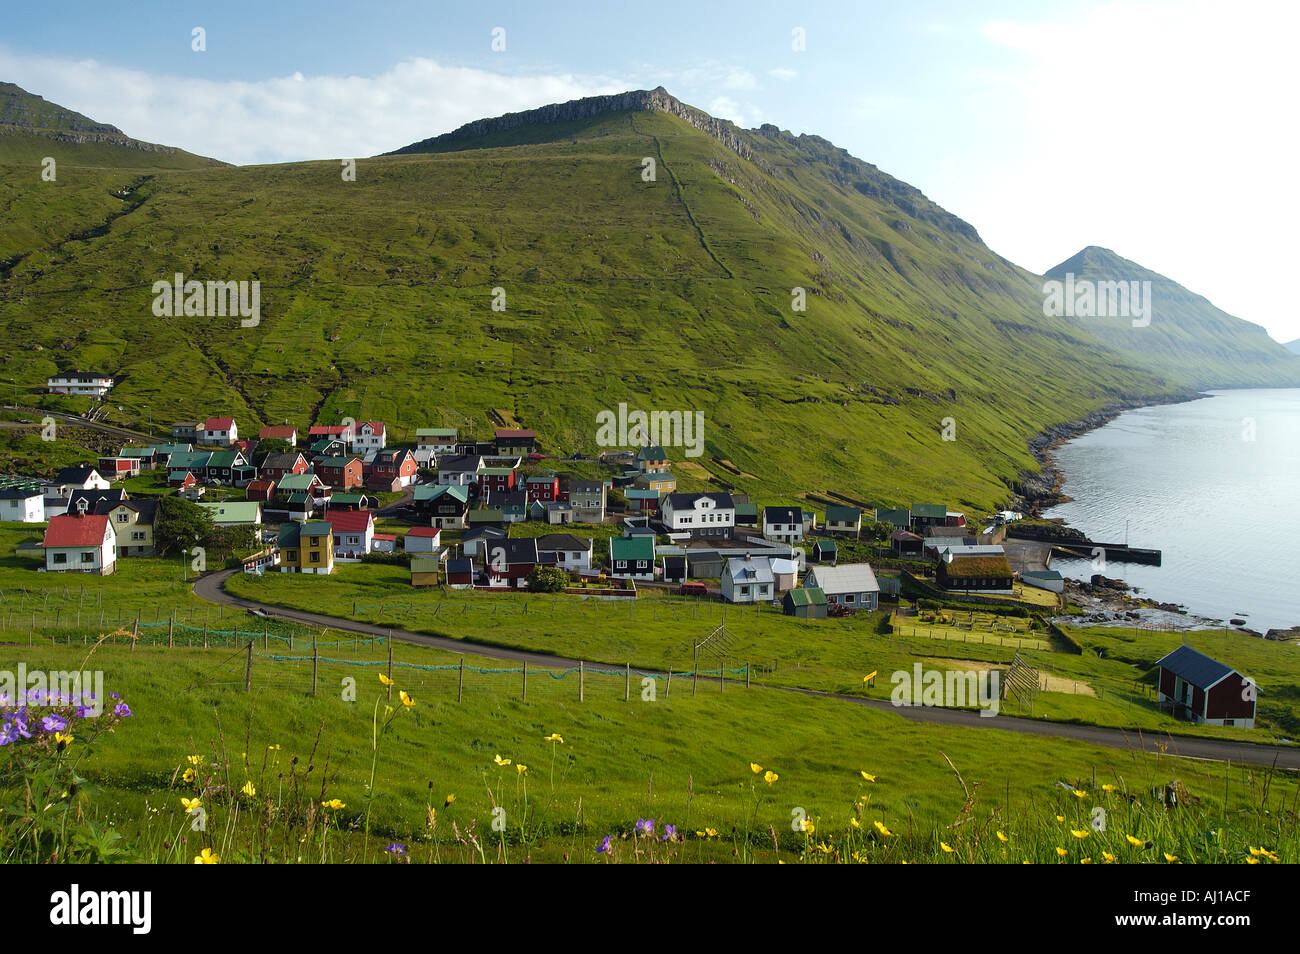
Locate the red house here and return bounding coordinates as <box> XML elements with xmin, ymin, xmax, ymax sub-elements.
<box><xmin>246</xmin><ymin>479</ymin><xmax>277</xmax><ymax>502</ymax></box>
<box><xmin>366</xmin><ymin>448</ymin><xmax>417</xmax><ymax>490</ymax></box>
<box><xmin>315</xmin><ymin>455</ymin><xmax>364</xmax><ymax>491</ymax></box>
<box><xmin>476</xmin><ymin>466</ymin><xmax>517</xmax><ymax>498</ymax></box>
<box><xmin>482</xmin><ymin>538</ymin><xmax>538</xmax><ymax>589</ymax></box>
<box><xmin>524</xmin><ymin>474</ymin><xmax>559</xmax><ymax>503</ymax></box>
<box><xmin>259</xmin><ymin>425</ymin><xmax>298</xmax><ymax>446</ymax></box>
<box><xmin>1156</xmin><ymin>646</ymin><xmax>1256</xmax><ymax>729</ymax></box>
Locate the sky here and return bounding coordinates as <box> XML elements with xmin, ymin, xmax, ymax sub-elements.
<box><xmin>3</xmin><ymin>0</ymin><xmax>1297</xmax><ymax>343</ymax></box>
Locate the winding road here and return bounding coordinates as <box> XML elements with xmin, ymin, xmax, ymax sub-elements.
<box><xmin>195</xmin><ymin>569</ymin><xmax>1300</xmax><ymax>770</ymax></box>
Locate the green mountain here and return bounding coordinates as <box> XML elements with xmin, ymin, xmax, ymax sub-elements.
<box><xmin>0</xmin><ymin>81</ymin><xmax>223</xmax><ymax>169</ymax></box>
<box><xmin>0</xmin><ymin>86</ymin><xmax>1191</xmax><ymax>512</ymax></box>
<box><xmin>1045</xmin><ymin>246</ymin><xmax>1300</xmax><ymax>389</ymax></box>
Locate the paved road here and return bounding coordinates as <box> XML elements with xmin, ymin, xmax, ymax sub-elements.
<box><xmin>6</xmin><ymin>405</ymin><xmax>157</xmax><ymax>443</ymax></box>
<box><xmin>195</xmin><ymin>570</ymin><xmax>1300</xmax><ymax>770</ymax></box>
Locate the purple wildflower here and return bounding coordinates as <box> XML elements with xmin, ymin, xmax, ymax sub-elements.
<box><xmin>662</xmin><ymin>824</ymin><xmax>678</xmax><ymax>843</ymax></box>
<box><xmin>41</xmin><ymin>715</ymin><xmax>67</xmax><ymax>733</ymax></box>
<box><xmin>635</xmin><ymin>818</ymin><xmax>654</xmax><ymax>837</ymax></box>
<box><xmin>110</xmin><ymin>691</ymin><xmax>122</xmax><ymax>700</ymax></box>
<box><xmin>114</xmin><ymin>702</ymin><xmax>132</xmax><ymax>718</ymax></box>
<box><xmin>385</xmin><ymin>843</ymin><xmax>406</xmax><ymax>856</ymax></box>
<box><xmin>596</xmin><ymin>835</ymin><xmax>612</xmax><ymax>854</ymax></box>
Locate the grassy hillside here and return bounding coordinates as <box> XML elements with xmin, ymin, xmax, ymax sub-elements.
<box><xmin>1047</xmin><ymin>246</ymin><xmax>1300</xmax><ymax>389</ymax></box>
<box><xmin>0</xmin><ymin>89</ymin><xmax>1181</xmax><ymax>513</ymax></box>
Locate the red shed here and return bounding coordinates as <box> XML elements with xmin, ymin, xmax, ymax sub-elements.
<box><xmin>1155</xmin><ymin>645</ymin><xmax>1256</xmax><ymax>728</ymax></box>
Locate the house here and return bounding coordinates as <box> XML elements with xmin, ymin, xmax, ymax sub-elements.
<box><xmin>476</xmin><ymin>466</ymin><xmax>517</xmax><ymax>498</ymax></box>
<box><xmin>308</xmin><ymin>425</ymin><xmax>349</xmax><ymax>441</ymax></box>
<box><xmin>1155</xmin><ymin>645</ymin><xmax>1257</xmax><ymax>728</ymax></box>
<box><xmin>410</xmin><ymin>555</ymin><xmax>442</xmax><ymax>588</ymax></box>
<box><xmin>461</xmin><ymin>526</ymin><xmax>506</xmax><ymax>558</ymax></box>
<box><xmin>635</xmin><ymin>445</ymin><xmax>670</xmax><ymax>474</ymax></box>
<box><xmin>327</xmin><ymin>492</ymin><xmax>371</xmax><ymax>511</ymax></box>
<box><xmin>524</xmin><ymin>474</ymin><xmax>560</xmax><ymax>503</ymax></box>
<box><xmin>660</xmin><ymin>492</ymin><xmax>735</xmax><ymax>538</ymax></box>
<box><xmin>403</xmin><ymin>526</ymin><xmax>443</xmax><ymax>555</ymax></box>
<box><xmin>811</xmin><ymin>539</ymin><xmax>837</xmax><ymax>563</ymax></box>
<box><xmin>326</xmin><ymin>510</ymin><xmax>375</xmax><ymax>560</ymax></box>
<box><xmin>97</xmin><ymin>456</ymin><xmax>141</xmax><ymax>480</ymax></box>
<box><xmin>803</xmin><ymin>564</ymin><xmax>880</xmax><ymax>612</ymax></box>
<box><xmin>891</xmin><ymin>530</ymin><xmax>924</xmax><ymax>557</ymax></box>
<box><xmin>493</xmin><ymin>491</ymin><xmax>529</xmax><ymax>524</ymax></box>
<box><xmin>762</xmin><ymin>506</ymin><xmax>803</xmax><ymax>545</ymax></box>
<box><xmin>350</xmin><ymin>421</ymin><xmax>386</xmax><ymax>455</ymax></box>
<box><xmin>482</xmin><ymin>538</ymin><xmax>539</xmax><ymax>588</ymax></box>
<box><xmin>171</xmin><ymin>422</ymin><xmax>200</xmax><ymax>443</ymax></box>
<box><xmin>824</xmin><ymin>505</ymin><xmax>862</xmax><ymax>537</ymax></box>
<box><xmin>276</xmin><ymin>472</ymin><xmax>329</xmax><ymax>501</ymax></box>
<box><xmin>245</xmin><ymin>479</ymin><xmax>278</xmax><ymax>502</ymax></box>
<box><xmin>608</xmin><ymin>535</ymin><xmax>655</xmax><ymax>580</ymax></box>
<box><xmin>633</xmin><ymin>471</ymin><xmax>676</xmax><ymax>494</ymax></box>
<box><xmin>309</xmin><ymin>437</ymin><xmax>348</xmax><ymax>458</ymax></box>
<box><xmin>661</xmin><ymin>554</ymin><xmax>688</xmax><ymax>584</ymax></box>
<box><xmin>446</xmin><ymin>557</ymin><xmax>475</xmax><ymax>589</ymax></box>
<box><xmin>118</xmin><ymin>446</ymin><xmax>159</xmax><ymax>470</ymax></box>
<box><xmin>415</xmin><ymin>484</ymin><xmax>471</xmax><ymax>529</ymax></box>
<box><xmin>802</xmin><ymin>510</ymin><xmax>817</xmax><ymax>533</ymax></box>
<box><xmin>43</xmin><ymin>511</ymin><xmax>116</xmax><ymax>575</ymax></box>
<box><xmin>197</xmin><ymin>501</ymin><xmax>263</xmax><ymax>528</ymax></box>
<box><xmin>721</xmin><ymin>555</ymin><xmax>774</xmax><ymax>604</ymax></box>
<box><xmin>47</xmin><ymin>370</ymin><xmax>114</xmax><ymax>398</ymax></box>
<box><xmin>366</xmin><ymin>448</ymin><xmax>417</xmax><ymax>489</ymax></box>
<box><xmin>168</xmin><ymin>470</ymin><xmax>198</xmax><ymax>490</ymax></box>
<box><xmin>201</xmin><ymin>449</ymin><xmax>249</xmax><ymax>485</ymax></box>
<box><xmin>494</xmin><ymin>429</ymin><xmax>537</xmax><ymax>457</ymax></box>
<box><xmin>0</xmin><ymin>487</ymin><xmax>44</xmax><ymax>523</ymax></box>
<box><xmin>1021</xmin><ymin>569</ymin><xmax>1065</xmax><ymax>594</ymax></box>
<box><xmin>770</xmin><ymin>557</ymin><xmax>798</xmax><ymax>593</ymax></box>
<box><xmin>466</xmin><ymin>508</ymin><xmax>506</xmax><ymax>531</ymax></box>
<box><xmin>277</xmin><ymin>521</ymin><xmax>334</xmax><ymax>574</ymax></box>
<box><xmin>733</xmin><ymin>502</ymin><xmax>758</xmax><ymax>528</ymax></box>
<box><xmin>258</xmin><ymin>425</ymin><xmax>298</xmax><ymax>447</ymax></box>
<box><xmin>874</xmin><ymin>507</ymin><xmax>911</xmax><ymax>529</ymax></box>
<box><xmin>46</xmin><ymin>466</ymin><xmax>109</xmax><ymax>496</ymax></box>
<box><xmin>438</xmin><ymin>454</ymin><xmax>484</xmax><ymax>488</ymax></box>
<box><xmin>92</xmin><ymin>499</ymin><xmax>158</xmax><ymax>557</ymax></box>
<box><xmin>415</xmin><ymin>428</ymin><xmax>459</xmax><ymax>466</ymax></box>
<box><xmin>260</xmin><ymin>452</ymin><xmax>309</xmax><ymax>481</ymax></box>
<box><xmin>936</xmin><ymin>553</ymin><xmax>1015</xmax><ymax>594</ymax></box>
<box><xmin>783</xmin><ymin>587</ymin><xmax>828</xmax><ymax>619</ymax></box>
<box><xmin>200</xmin><ymin>417</ymin><xmax>239</xmax><ymax>446</ymax></box>
<box><xmin>530</xmin><ymin>500</ymin><xmax>574</xmax><ymax>524</ymax></box>
<box><xmin>314</xmin><ymin>455</ymin><xmax>364</xmax><ymax>491</ymax></box>
<box><xmin>569</xmin><ymin>480</ymin><xmax>607</xmax><ymax>523</ymax></box>
<box><xmin>536</xmin><ymin>534</ymin><xmax>593</xmax><ymax>573</ymax></box>
<box><xmin>65</xmin><ymin>490</ymin><xmax>128</xmax><ymax>524</ymax></box>
<box><xmin>624</xmin><ymin>488</ymin><xmax>660</xmax><ymax>513</ymax></box>
<box><xmin>910</xmin><ymin>503</ymin><xmax>947</xmax><ymax>532</ymax></box>
<box><xmin>371</xmin><ymin>532</ymin><xmax>398</xmax><ymax>553</ymax></box>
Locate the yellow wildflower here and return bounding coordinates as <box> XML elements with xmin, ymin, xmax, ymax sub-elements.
<box><xmin>544</xmin><ymin>733</ymin><xmax>564</xmax><ymax>743</ymax></box>
<box><xmin>1101</xmin><ymin>784</ymin><xmax>1117</xmax><ymax>793</ymax></box>
<box><xmin>1071</xmin><ymin>829</ymin><xmax>1090</xmax><ymax>839</ymax></box>
<box><xmin>181</xmin><ymin>797</ymin><xmax>202</xmax><ymax>814</ymax></box>
<box><xmin>1125</xmin><ymin>834</ymin><xmax>1144</xmax><ymax>847</ymax></box>
<box><xmin>764</xmin><ymin>770</ymin><xmax>779</xmax><ymax>785</ymax></box>
<box><xmin>1102</xmin><ymin>852</ymin><xmax>1116</xmax><ymax>863</ymax></box>
<box><xmin>493</xmin><ymin>755</ymin><xmax>511</xmax><ymax>766</ymax></box>
<box><xmin>182</xmin><ymin>767</ymin><xmax>197</xmax><ymax>783</ymax></box>
<box><xmin>996</xmin><ymin>831</ymin><xmax>1009</xmax><ymax>843</ymax></box>
<box><xmin>187</xmin><ymin>755</ymin><xmax>203</xmax><ymax>766</ymax></box>
<box><xmin>379</xmin><ymin>673</ymin><xmax>394</xmax><ymax>686</ymax></box>
<box><xmin>516</xmin><ymin>763</ymin><xmax>528</xmax><ymax>775</ymax></box>
<box><xmin>444</xmin><ymin>794</ymin><xmax>456</xmax><ymax>807</ymax></box>
<box><xmin>1164</xmin><ymin>853</ymin><xmax>1178</xmax><ymax>863</ymax></box>
<box><xmin>399</xmin><ymin>690</ymin><xmax>415</xmax><ymax>707</ymax></box>
<box><xmin>873</xmin><ymin>821</ymin><xmax>893</xmax><ymax>837</ymax></box>
<box><xmin>940</xmin><ymin>842</ymin><xmax>955</xmax><ymax>853</ymax></box>
<box><xmin>321</xmin><ymin>798</ymin><xmax>345</xmax><ymax>810</ymax></box>
<box><xmin>860</xmin><ymin>771</ymin><xmax>876</xmax><ymax>782</ymax></box>
<box><xmin>749</xmin><ymin>762</ymin><xmax>763</xmax><ymax>774</ymax></box>
<box><xmin>241</xmin><ymin>781</ymin><xmax>256</xmax><ymax>798</ymax></box>
<box><xmin>1055</xmin><ymin>847</ymin><xmax>1068</xmax><ymax>857</ymax></box>
<box><xmin>193</xmin><ymin>848</ymin><xmax>220</xmax><ymax>864</ymax></box>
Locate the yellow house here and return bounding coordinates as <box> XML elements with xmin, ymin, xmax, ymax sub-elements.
<box><xmin>96</xmin><ymin>499</ymin><xmax>158</xmax><ymax>557</ymax></box>
<box><xmin>634</xmin><ymin>471</ymin><xmax>676</xmax><ymax>494</ymax></box>
<box><xmin>277</xmin><ymin>521</ymin><xmax>334</xmax><ymax>574</ymax></box>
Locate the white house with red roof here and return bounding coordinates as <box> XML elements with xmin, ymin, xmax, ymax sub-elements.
<box><xmin>352</xmin><ymin>421</ymin><xmax>387</xmax><ymax>455</ymax></box>
<box><xmin>403</xmin><ymin>526</ymin><xmax>442</xmax><ymax>554</ymax></box>
<box><xmin>42</xmin><ymin>511</ymin><xmax>116</xmax><ymax>575</ymax></box>
<box><xmin>258</xmin><ymin>425</ymin><xmax>297</xmax><ymax>447</ymax></box>
<box><xmin>200</xmin><ymin>417</ymin><xmax>239</xmax><ymax>446</ymax></box>
<box><xmin>325</xmin><ymin>509</ymin><xmax>375</xmax><ymax>560</ymax></box>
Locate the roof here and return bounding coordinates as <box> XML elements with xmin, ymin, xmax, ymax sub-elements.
<box><xmin>329</xmin><ymin>493</ymin><xmax>367</xmax><ymax>505</ymax></box>
<box><xmin>479</xmin><ymin>467</ymin><xmax>516</xmax><ymax>476</ymax></box>
<box><xmin>911</xmin><ymin>503</ymin><xmax>947</xmax><ymax>519</ymax></box>
<box><xmin>785</xmin><ymin>587</ymin><xmax>827</xmax><ymax>607</ymax></box>
<box><xmin>446</xmin><ymin>558</ymin><xmax>473</xmax><ymax>575</ymax></box>
<box><xmin>406</xmin><ymin>527</ymin><xmax>442</xmax><ymax>538</ymax></box>
<box><xmin>358</xmin><ymin>421</ymin><xmax>386</xmax><ymax>435</ymax></box>
<box><xmin>664</xmin><ymin>491</ymin><xmax>735</xmax><ymax>510</ymax></box>
<box><xmin>625</xmin><ymin>489</ymin><xmax>660</xmax><ymax>500</ymax></box>
<box><xmin>492</xmin><ymin>539</ymin><xmax>539</xmax><ymax>565</ymax></box>
<box><xmin>309</xmin><ymin>425</ymin><xmax>348</xmax><ymax>436</ymax></box>
<box><xmin>825</xmin><ymin>504</ymin><xmax>861</xmax><ymax>522</ymax></box>
<box><xmin>536</xmin><ymin>534</ymin><xmax>592</xmax><ymax>552</ymax></box>
<box><xmin>806</xmin><ymin>563</ymin><xmax>880</xmax><ymax>595</ymax></box>
<box><xmin>941</xmin><ymin>554</ymin><xmax>1014</xmax><ymax>579</ymax></box>
<box><xmin>414</xmin><ymin>484</ymin><xmax>470</xmax><ymax>504</ymax></box>
<box><xmin>374</xmin><ymin>448</ymin><xmax>413</xmax><ymax>464</ymax></box>
<box><xmin>467</xmin><ymin>508</ymin><xmax>505</xmax><ymax>524</ymax></box>
<box><xmin>167</xmin><ymin>451</ymin><xmax>212</xmax><ymax>471</ymax></box>
<box><xmin>463</xmin><ymin>526</ymin><xmax>506</xmax><ymax>541</ymax></box>
<box><xmin>315</xmin><ymin>455</ymin><xmax>361</xmax><ymax>467</ymax></box>
<box><xmin>874</xmin><ymin>507</ymin><xmax>911</xmax><ymax>524</ymax></box>
<box><xmin>610</xmin><ymin>535</ymin><xmax>655</xmax><ymax>561</ymax></box>
<box><xmin>569</xmin><ymin>480</ymin><xmax>605</xmax><ymax>493</ymax></box>
<box><xmin>1155</xmin><ymin>645</ymin><xmax>1238</xmax><ymax>689</ymax></box>
<box><xmin>891</xmin><ymin>530</ymin><xmax>923</xmax><ymax>542</ymax></box>
<box><xmin>326</xmin><ymin>510</ymin><xmax>374</xmax><ymax>533</ymax></box>
<box><xmin>0</xmin><ymin>487</ymin><xmax>42</xmax><ymax>500</ymax></box>
<box><xmin>277</xmin><ymin>522</ymin><xmax>301</xmax><ymax>547</ymax></box>
<box><xmin>205</xmin><ymin>450</ymin><xmax>239</xmax><ymax>467</ymax></box>
<box><xmin>495</xmin><ymin>429</ymin><xmax>536</xmax><ymax>440</ymax></box>
<box><xmin>734</xmin><ymin>502</ymin><xmax>758</xmax><ymax>517</ymax></box>
<box><xmin>770</xmin><ymin>558</ymin><xmax>798</xmax><ymax>575</ymax></box>
<box><xmin>724</xmin><ymin>556</ymin><xmax>774</xmax><ymax>585</ymax></box>
<box><xmin>93</xmin><ymin>498</ymin><xmax>158</xmax><ymax>524</ymax></box>
<box><xmin>763</xmin><ymin>506</ymin><xmax>801</xmax><ymax>524</ymax></box>
<box><xmin>259</xmin><ymin>425</ymin><xmax>297</xmax><ymax>439</ymax></box>
<box><xmin>52</xmin><ymin>466</ymin><xmax>99</xmax><ymax>485</ymax></box>
<box><xmin>416</xmin><ymin>428</ymin><xmax>457</xmax><ymax>438</ymax></box>
<box><xmin>43</xmin><ymin>514</ymin><xmax>111</xmax><ymax>548</ymax></box>
<box><xmin>410</xmin><ymin>556</ymin><xmax>442</xmax><ymax>573</ymax></box>
<box><xmin>636</xmin><ymin>445</ymin><xmax>668</xmax><ymax>460</ymax></box>
<box><xmin>197</xmin><ymin>501</ymin><xmax>262</xmax><ymax>523</ymax></box>
<box><xmin>814</xmin><ymin>539</ymin><xmax>837</xmax><ymax>551</ymax></box>
<box><xmin>439</xmin><ymin>454</ymin><xmax>483</xmax><ymax>473</ymax></box>
<box><xmin>372</xmin><ymin>532</ymin><xmax>397</xmax><ymax>541</ymax></box>
<box><xmin>525</xmin><ymin>474</ymin><xmax>558</xmax><ymax>484</ymax></box>
<box><xmin>300</xmin><ymin>521</ymin><xmax>332</xmax><ymax>538</ymax></box>
<box><xmin>277</xmin><ymin>473</ymin><xmax>322</xmax><ymax>491</ymax></box>
<box><xmin>203</xmin><ymin>417</ymin><xmax>235</xmax><ymax>431</ymax></box>
<box><xmin>1022</xmin><ymin>569</ymin><xmax>1064</xmax><ymax>582</ymax></box>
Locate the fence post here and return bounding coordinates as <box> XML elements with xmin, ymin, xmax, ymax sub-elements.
<box><xmin>579</xmin><ymin>660</ymin><xmax>584</xmax><ymax>702</ymax></box>
<box><xmin>523</xmin><ymin>661</ymin><xmax>528</xmax><ymax>701</ymax></box>
<box><xmin>746</xmin><ymin>662</ymin><xmax>750</xmax><ymax>689</ymax></box>
<box><xmin>387</xmin><ymin>635</ymin><xmax>393</xmax><ymax>702</ymax></box>
<box><xmin>312</xmin><ymin>638</ymin><xmax>318</xmax><ymax>697</ymax></box>
<box><xmin>263</xmin><ymin>621</ymin><xmax>268</xmax><ymax>650</ymax></box>
<box><xmin>666</xmin><ymin>668</ymin><xmax>672</xmax><ymax>697</ymax></box>
<box><xmin>168</xmin><ymin>616</ymin><xmax>174</xmax><ymax>649</ymax></box>
<box><xmin>692</xmin><ymin>647</ymin><xmax>698</xmax><ymax>697</ymax></box>
<box><xmin>245</xmin><ymin>641</ymin><xmax>253</xmax><ymax>692</ymax></box>
<box><xmin>132</xmin><ymin>618</ymin><xmax>138</xmax><ymax>651</ymax></box>
<box><xmin>625</xmin><ymin>662</ymin><xmax>630</xmax><ymax>702</ymax></box>
<box><xmin>457</xmin><ymin>656</ymin><xmax>464</xmax><ymax>702</ymax></box>
<box><xmin>202</xmin><ymin>619</ymin><xmax>207</xmax><ymax>649</ymax></box>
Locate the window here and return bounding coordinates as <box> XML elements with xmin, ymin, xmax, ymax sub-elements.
<box><xmin>53</xmin><ymin>552</ymin><xmax>67</xmax><ymax>564</ymax></box>
<box><xmin>81</xmin><ymin>551</ymin><xmax>95</xmax><ymax>563</ymax></box>
<box><xmin>1224</xmin><ymin>719</ymin><xmax>1235</xmax><ymax>727</ymax></box>
<box><xmin>845</xmin><ymin>593</ymin><xmax>855</xmax><ymax>603</ymax></box>
<box><xmin>117</xmin><ymin>513</ymin><xmax>128</xmax><ymax>523</ymax></box>
<box><xmin>310</xmin><ymin>552</ymin><xmax>320</xmax><ymax>563</ymax></box>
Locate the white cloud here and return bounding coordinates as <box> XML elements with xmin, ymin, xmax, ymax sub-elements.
<box><xmin>768</xmin><ymin>67</ymin><xmax>798</xmax><ymax>81</ymax></box>
<box><xmin>0</xmin><ymin>50</ymin><xmax>627</xmax><ymax>165</ymax></box>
